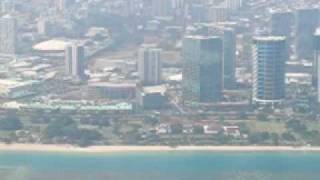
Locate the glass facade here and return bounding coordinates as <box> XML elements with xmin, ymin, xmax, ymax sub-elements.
<box><xmin>182</xmin><ymin>36</ymin><xmax>223</xmax><ymax>104</ymax></box>
<box><xmin>253</xmin><ymin>37</ymin><xmax>287</xmax><ymax>105</ymax></box>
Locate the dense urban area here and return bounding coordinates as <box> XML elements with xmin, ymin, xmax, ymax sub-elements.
<box><xmin>0</xmin><ymin>0</ymin><xmax>320</xmax><ymax>147</ymax></box>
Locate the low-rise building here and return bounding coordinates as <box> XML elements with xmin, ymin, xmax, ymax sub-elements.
<box><xmin>195</xmin><ymin>121</ymin><xmax>222</xmax><ymax>135</ymax></box>
<box><xmin>89</xmin><ymin>82</ymin><xmax>136</xmax><ymax>99</ymax></box>
<box><xmin>0</xmin><ymin>79</ymin><xmax>39</xmax><ymax>99</ymax></box>
<box><xmin>156</xmin><ymin>123</ymin><xmax>171</xmax><ymax>134</ymax></box>
<box><xmin>137</xmin><ymin>85</ymin><xmax>168</xmax><ymax>109</ymax></box>
<box><xmin>2</xmin><ymin>100</ymin><xmax>134</xmax><ymax>114</ymax></box>
<box><xmin>223</xmin><ymin>126</ymin><xmax>241</xmax><ymax>137</ymax></box>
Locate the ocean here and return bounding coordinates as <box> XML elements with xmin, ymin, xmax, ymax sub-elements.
<box><xmin>0</xmin><ymin>151</ymin><xmax>319</xmax><ymax>180</ymax></box>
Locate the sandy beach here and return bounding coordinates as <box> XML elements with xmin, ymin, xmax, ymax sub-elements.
<box><xmin>0</xmin><ymin>144</ymin><xmax>319</xmax><ymax>153</ymax></box>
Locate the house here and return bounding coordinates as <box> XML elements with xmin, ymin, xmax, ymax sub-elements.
<box><xmin>203</xmin><ymin>124</ymin><xmax>221</xmax><ymax>135</ymax></box>
<box><xmin>194</xmin><ymin>121</ymin><xmax>222</xmax><ymax>135</ymax></box>
<box><xmin>156</xmin><ymin>123</ymin><xmax>171</xmax><ymax>134</ymax></box>
<box><xmin>223</xmin><ymin>126</ymin><xmax>241</xmax><ymax>137</ymax></box>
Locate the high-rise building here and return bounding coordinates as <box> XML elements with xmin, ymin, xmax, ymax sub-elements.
<box><xmin>223</xmin><ymin>28</ymin><xmax>237</xmax><ymax>89</ymax></box>
<box><xmin>295</xmin><ymin>8</ymin><xmax>319</xmax><ymax>60</ymax></box>
<box><xmin>252</xmin><ymin>36</ymin><xmax>287</xmax><ymax>105</ymax></box>
<box><xmin>182</xmin><ymin>36</ymin><xmax>223</xmax><ymax>104</ymax></box>
<box><xmin>271</xmin><ymin>11</ymin><xmax>293</xmax><ymax>38</ymax></box>
<box><xmin>65</xmin><ymin>45</ymin><xmax>73</xmax><ymax>75</ymax></box>
<box><xmin>72</xmin><ymin>45</ymin><xmax>85</xmax><ymax>79</ymax></box>
<box><xmin>138</xmin><ymin>44</ymin><xmax>162</xmax><ymax>85</ymax></box>
<box><xmin>313</xmin><ymin>29</ymin><xmax>320</xmax><ymax>97</ymax></box>
<box><xmin>200</xmin><ymin>25</ymin><xmax>236</xmax><ymax>89</ymax></box>
<box><xmin>65</xmin><ymin>43</ymin><xmax>86</xmax><ymax>80</ymax></box>
<box><xmin>0</xmin><ymin>14</ymin><xmax>16</xmax><ymax>55</ymax></box>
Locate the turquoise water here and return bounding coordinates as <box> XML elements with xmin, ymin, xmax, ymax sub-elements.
<box><xmin>0</xmin><ymin>151</ymin><xmax>319</xmax><ymax>180</ymax></box>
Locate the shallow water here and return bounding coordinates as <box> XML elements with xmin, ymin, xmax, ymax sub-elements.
<box><xmin>0</xmin><ymin>151</ymin><xmax>319</xmax><ymax>180</ymax></box>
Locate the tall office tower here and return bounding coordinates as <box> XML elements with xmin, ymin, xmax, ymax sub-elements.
<box><xmin>72</xmin><ymin>45</ymin><xmax>85</xmax><ymax>79</ymax></box>
<box><xmin>65</xmin><ymin>43</ymin><xmax>85</xmax><ymax>80</ymax></box>
<box><xmin>182</xmin><ymin>36</ymin><xmax>223</xmax><ymax>104</ymax></box>
<box><xmin>223</xmin><ymin>28</ymin><xmax>237</xmax><ymax>89</ymax></box>
<box><xmin>313</xmin><ymin>29</ymin><xmax>320</xmax><ymax>92</ymax></box>
<box><xmin>138</xmin><ymin>45</ymin><xmax>162</xmax><ymax>86</ymax></box>
<box><xmin>252</xmin><ymin>36</ymin><xmax>287</xmax><ymax>105</ymax></box>
<box><xmin>271</xmin><ymin>11</ymin><xmax>293</xmax><ymax>38</ymax></box>
<box><xmin>224</xmin><ymin>0</ymin><xmax>243</xmax><ymax>11</ymax></box>
<box><xmin>65</xmin><ymin>45</ymin><xmax>73</xmax><ymax>75</ymax></box>
<box><xmin>0</xmin><ymin>14</ymin><xmax>16</xmax><ymax>55</ymax></box>
<box><xmin>295</xmin><ymin>8</ymin><xmax>319</xmax><ymax>60</ymax></box>
<box><xmin>207</xmin><ymin>6</ymin><xmax>230</xmax><ymax>23</ymax></box>
<box><xmin>205</xmin><ymin>26</ymin><xmax>236</xmax><ymax>89</ymax></box>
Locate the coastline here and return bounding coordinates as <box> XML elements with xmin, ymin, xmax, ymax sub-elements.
<box><xmin>0</xmin><ymin>144</ymin><xmax>320</xmax><ymax>153</ymax></box>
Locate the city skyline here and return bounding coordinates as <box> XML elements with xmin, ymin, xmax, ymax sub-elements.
<box><xmin>1</xmin><ymin>2</ymin><xmax>320</xmax><ymax>176</ymax></box>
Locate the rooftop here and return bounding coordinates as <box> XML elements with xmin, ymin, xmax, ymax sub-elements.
<box><xmin>184</xmin><ymin>35</ymin><xmax>221</xmax><ymax>40</ymax></box>
<box><xmin>143</xmin><ymin>85</ymin><xmax>167</xmax><ymax>94</ymax></box>
<box><xmin>89</xmin><ymin>82</ymin><xmax>136</xmax><ymax>88</ymax></box>
<box><xmin>33</xmin><ymin>39</ymin><xmax>70</xmax><ymax>52</ymax></box>
<box><xmin>253</xmin><ymin>36</ymin><xmax>286</xmax><ymax>41</ymax></box>
<box><xmin>2</xmin><ymin>101</ymin><xmax>133</xmax><ymax>111</ymax></box>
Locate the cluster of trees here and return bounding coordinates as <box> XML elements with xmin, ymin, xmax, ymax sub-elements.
<box><xmin>286</xmin><ymin>120</ymin><xmax>307</xmax><ymax>133</ymax></box>
<box><xmin>286</xmin><ymin>119</ymin><xmax>320</xmax><ymax>145</ymax></box>
<box><xmin>0</xmin><ymin>115</ymin><xmax>23</xmax><ymax>131</ymax></box>
<box><xmin>0</xmin><ymin>113</ymin><xmax>23</xmax><ymax>144</ymax></box>
<box><xmin>80</xmin><ymin>118</ymin><xmax>110</xmax><ymax>127</ymax></box>
<box><xmin>249</xmin><ymin>132</ymin><xmax>297</xmax><ymax>145</ymax></box>
<box><xmin>281</xmin><ymin>132</ymin><xmax>296</xmax><ymax>142</ymax></box>
<box><xmin>44</xmin><ymin>118</ymin><xmax>102</xmax><ymax>147</ymax></box>
<box><xmin>249</xmin><ymin>132</ymin><xmax>271</xmax><ymax>144</ymax></box>
<box><xmin>245</xmin><ymin>118</ymin><xmax>320</xmax><ymax>145</ymax></box>
<box><xmin>170</xmin><ymin>123</ymin><xmax>183</xmax><ymax>134</ymax></box>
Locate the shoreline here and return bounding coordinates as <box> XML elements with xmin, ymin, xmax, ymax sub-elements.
<box><xmin>0</xmin><ymin>144</ymin><xmax>320</xmax><ymax>153</ymax></box>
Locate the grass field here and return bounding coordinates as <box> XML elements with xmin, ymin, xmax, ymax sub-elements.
<box><xmin>0</xmin><ymin>131</ymin><xmax>11</xmax><ymax>138</ymax></box>
<box><xmin>247</xmin><ymin>121</ymin><xmax>287</xmax><ymax>134</ymax></box>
